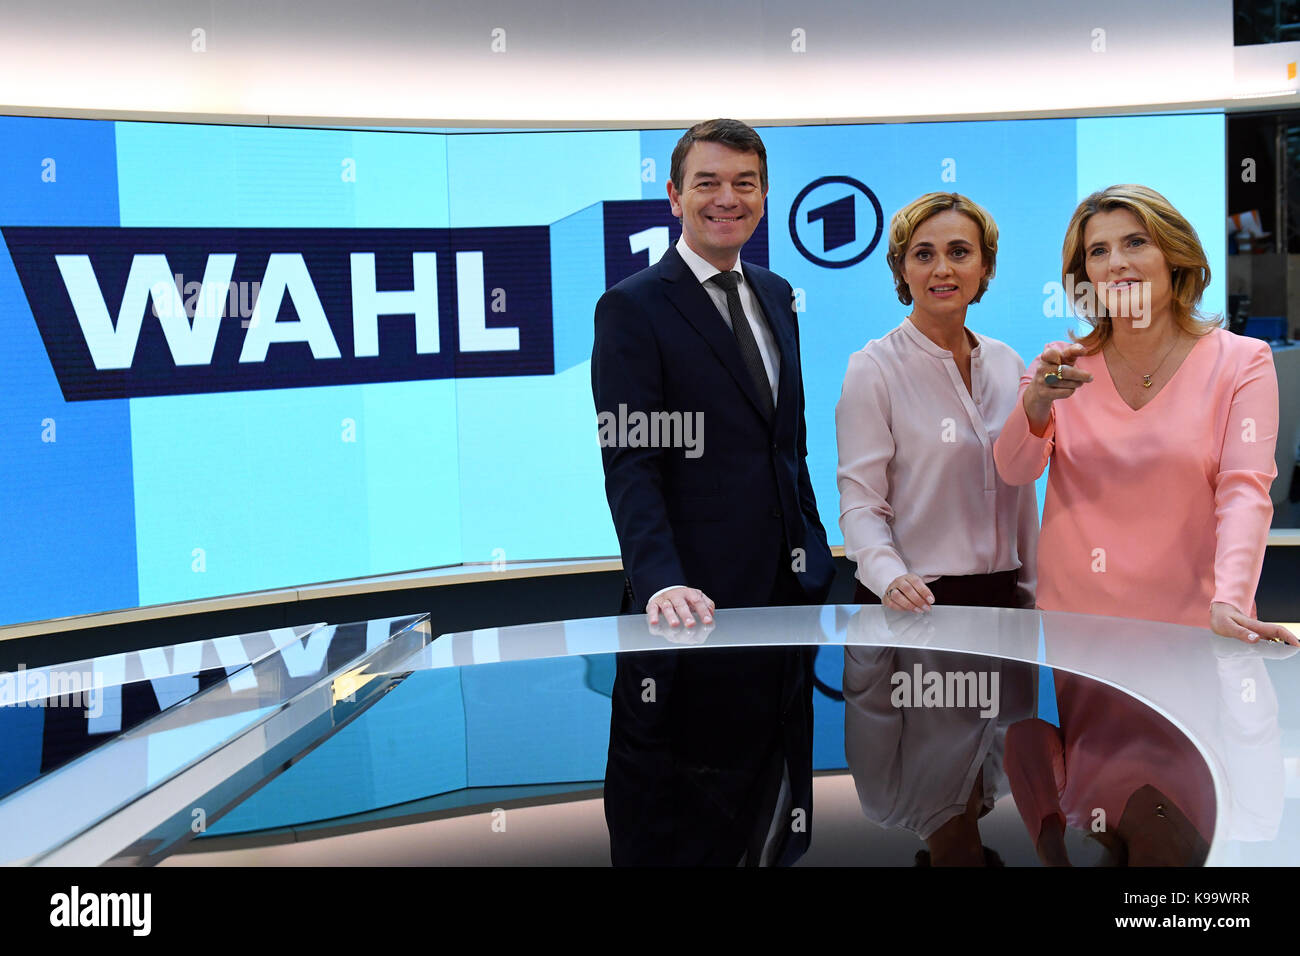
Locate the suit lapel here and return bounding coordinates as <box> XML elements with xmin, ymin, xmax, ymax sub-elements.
<box><xmin>658</xmin><ymin>246</ymin><xmax>774</xmax><ymax>426</ymax></box>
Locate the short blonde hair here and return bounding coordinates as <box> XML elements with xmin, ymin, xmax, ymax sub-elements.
<box><xmin>886</xmin><ymin>192</ymin><xmax>998</xmax><ymax>306</ymax></box>
<box><xmin>1062</xmin><ymin>184</ymin><xmax>1220</xmax><ymax>353</ymax></box>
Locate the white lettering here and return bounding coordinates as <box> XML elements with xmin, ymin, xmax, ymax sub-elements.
<box><xmin>240</xmin><ymin>254</ymin><xmax>342</xmax><ymax>362</ymax></box>
<box><xmin>350</xmin><ymin>252</ymin><xmax>440</xmax><ymax>356</ymax></box>
<box><xmin>456</xmin><ymin>251</ymin><xmax>518</xmax><ymax>351</ymax></box>
<box><xmin>57</xmin><ymin>253</ymin><xmax>235</xmax><ymax>368</ymax></box>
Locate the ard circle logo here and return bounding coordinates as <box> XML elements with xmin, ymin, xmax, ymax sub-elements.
<box><xmin>788</xmin><ymin>175</ymin><xmax>884</xmax><ymax>269</ymax></box>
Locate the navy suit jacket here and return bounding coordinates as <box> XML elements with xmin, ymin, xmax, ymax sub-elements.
<box><xmin>591</xmin><ymin>244</ymin><xmax>834</xmax><ymax>609</ymax></box>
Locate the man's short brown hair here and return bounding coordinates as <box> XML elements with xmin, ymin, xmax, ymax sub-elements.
<box><xmin>670</xmin><ymin>119</ymin><xmax>768</xmax><ymax>192</ymax></box>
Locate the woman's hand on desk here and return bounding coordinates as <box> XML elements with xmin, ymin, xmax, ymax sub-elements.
<box><xmin>1210</xmin><ymin>602</ymin><xmax>1299</xmax><ymax>646</ymax></box>
<box><xmin>883</xmin><ymin>573</ymin><xmax>935</xmax><ymax>613</ymax></box>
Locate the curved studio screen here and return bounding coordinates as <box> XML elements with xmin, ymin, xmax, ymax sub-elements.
<box><xmin>0</xmin><ymin>113</ymin><xmax>1225</xmax><ymax>627</ymax></box>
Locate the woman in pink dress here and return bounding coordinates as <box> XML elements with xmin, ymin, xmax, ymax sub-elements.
<box><xmin>994</xmin><ymin>183</ymin><xmax>1296</xmax><ymax>645</ymax></box>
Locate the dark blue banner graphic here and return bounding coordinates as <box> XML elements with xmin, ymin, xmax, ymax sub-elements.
<box><xmin>2</xmin><ymin>227</ymin><xmax>553</xmax><ymax>401</ymax></box>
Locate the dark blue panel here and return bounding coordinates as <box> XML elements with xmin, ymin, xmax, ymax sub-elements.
<box><xmin>2</xmin><ymin>226</ymin><xmax>553</xmax><ymax>401</ymax></box>
<box><xmin>602</xmin><ymin>198</ymin><xmax>769</xmax><ymax>291</ymax></box>
<box><xmin>0</xmin><ymin>705</ymin><xmax>45</xmax><ymax>799</ymax></box>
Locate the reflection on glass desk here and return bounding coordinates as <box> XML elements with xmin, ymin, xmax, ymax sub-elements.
<box><xmin>170</xmin><ymin>606</ymin><xmax>1300</xmax><ymax>867</ymax></box>
<box><xmin>2</xmin><ymin>606</ymin><xmax>1296</xmax><ymax>866</ymax></box>
<box><xmin>0</xmin><ymin>615</ymin><xmax>433</xmax><ymax>865</ymax></box>
<box><xmin>0</xmin><ymin>624</ymin><xmax>318</xmax><ymax>803</ymax></box>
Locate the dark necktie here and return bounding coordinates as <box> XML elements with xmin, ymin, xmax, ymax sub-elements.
<box><xmin>709</xmin><ymin>271</ymin><xmax>774</xmax><ymax>420</ymax></box>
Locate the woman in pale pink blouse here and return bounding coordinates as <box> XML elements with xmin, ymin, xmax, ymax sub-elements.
<box><xmin>836</xmin><ymin>192</ymin><xmax>1039</xmax><ymax>612</ymax></box>
<box><xmin>994</xmin><ymin>183</ymin><xmax>1296</xmax><ymax>645</ymax></box>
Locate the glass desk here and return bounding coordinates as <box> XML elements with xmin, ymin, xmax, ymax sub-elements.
<box><xmin>0</xmin><ymin>614</ymin><xmax>433</xmax><ymax>865</ymax></box>
<box><xmin>2</xmin><ymin>606</ymin><xmax>1295</xmax><ymax>866</ymax></box>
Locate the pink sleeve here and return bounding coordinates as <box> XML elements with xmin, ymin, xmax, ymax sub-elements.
<box><xmin>1212</xmin><ymin>340</ymin><xmax>1279</xmax><ymax>615</ymax></box>
<box><xmin>1004</xmin><ymin>717</ymin><xmax>1068</xmax><ymax>843</ymax></box>
<box><xmin>835</xmin><ymin>351</ymin><xmax>909</xmax><ymax>598</ymax></box>
<box><xmin>994</xmin><ymin>371</ymin><xmax>1055</xmax><ymax>486</ymax></box>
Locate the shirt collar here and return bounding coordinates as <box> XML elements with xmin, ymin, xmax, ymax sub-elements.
<box><xmin>900</xmin><ymin>315</ymin><xmax>982</xmax><ymax>358</ymax></box>
<box><xmin>676</xmin><ymin>235</ymin><xmax>745</xmax><ymax>287</ymax></box>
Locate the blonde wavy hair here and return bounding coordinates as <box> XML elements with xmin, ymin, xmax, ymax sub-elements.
<box><xmin>1062</xmin><ymin>184</ymin><xmax>1220</xmax><ymax>353</ymax></box>
<box><xmin>886</xmin><ymin>192</ymin><xmax>998</xmax><ymax>306</ymax></box>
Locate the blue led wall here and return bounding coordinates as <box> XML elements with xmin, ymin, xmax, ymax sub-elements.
<box><xmin>0</xmin><ymin>114</ymin><xmax>1225</xmax><ymax>625</ymax></box>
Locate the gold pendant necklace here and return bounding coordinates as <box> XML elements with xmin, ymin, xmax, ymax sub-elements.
<box><xmin>1110</xmin><ymin>330</ymin><xmax>1182</xmax><ymax>388</ymax></box>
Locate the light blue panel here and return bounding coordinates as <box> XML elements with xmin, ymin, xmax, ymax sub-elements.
<box><xmin>1076</xmin><ymin>113</ymin><xmax>1227</xmax><ymax>322</ymax></box>
<box><xmin>118</xmin><ymin>122</ymin><xmax>460</xmax><ymax>598</ymax></box>
<box><xmin>208</xmin><ymin>668</ymin><xmax>469</xmax><ymax>833</ymax></box>
<box><xmin>116</xmin><ymin>123</ymin><xmax>359</xmax><ymax>226</ymax></box>
<box><xmin>445</xmin><ymin>131</ymin><xmax>642</xmax><ymax>226</ymax></box>
<box><xmin>550</xmin><ymin>202</ymin><xmax>605</xmax><ymax>372</ymax></box>
<box><xmin>760</xmin><ymin>119</ymin><xmax>1078</xmax><ymax>546</ymax></box>
<box><xmin>351</xmin><ymin>130</ymin><xmax>449</xmax><ymax>227</ymax></box>
<box><xmin>451</xmin><ymin>132</ymin><xmax>666</xmax><ymax>565</ymax></box>
<box><xmin>117</xmin><ymin>123</ymin><xmax>447</xmax><ymax>227</ymax></box>
<box><xmin>362</xmin><ymin>380</ymin><xmax>462</xmax><ymax>572</ymax></box>
<box><xmin>581</xmin><ymin>653</ymin><xmax>616</xmax><ymax>698</ymax></box>
<box><xmin>130</xmin><ymin>386</ymin><xmax>372</xmax><ymax>605</ymax></box>
<box><xmin>0</xmin><ymin>117</ymin><xmax>138</xmax><ymax>626</ymax></box>
<box><xmin>639</xmin><ymin>128</ymin><xmax>686</xmax><ymax>199</ymax></box>
<box><xmin>1034</xmin><ymin>473</ymin><xmax>1049</xmax><ymax>528</ymax></box>
<box><xmin>456</xmin><ymin>363</ymin><xmax>617</xmax><ymax>563</ymax></box>
<box><xmin>462</xmin><ymin>657</ymin><xmax>610</xmax><ymax>786</ymax></box>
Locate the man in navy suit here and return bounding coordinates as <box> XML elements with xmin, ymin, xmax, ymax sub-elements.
<box><xmin>591</xmin><ymin>119</ymin><xmax>834</xmax><ymax>865</ymax></box>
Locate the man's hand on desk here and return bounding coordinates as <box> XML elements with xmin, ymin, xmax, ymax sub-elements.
<box><xmin>647</xmin><ymin>586</ymin><xmax>715</xmax><ymax>629</ymax></box>
<box><xmin>648</xmin><ymin>618</ymin><xmax>715</xmax><ymax>645</ymax></box>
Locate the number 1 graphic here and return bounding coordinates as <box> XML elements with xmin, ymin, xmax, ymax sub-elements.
<box><xmin>628</xmin><ymin>226</ymin><xmax>669</xmax><ymax>264</ymax></box>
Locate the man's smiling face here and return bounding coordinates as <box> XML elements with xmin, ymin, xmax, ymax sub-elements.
<box><xmin>667</xmin><ymin>140</ymin><xmax>767</xmax><ymax>272</ymax></box>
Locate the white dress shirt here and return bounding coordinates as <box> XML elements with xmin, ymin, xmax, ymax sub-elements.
<box><xmin>835</xmin><ymin>316</ymin><xmax>1039</xmax><ymax>605</ymax></box>
<box><xmin>673</xmin><ymin>235</ymin><xmax>780</xmax><ymax>405</ymax></box>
